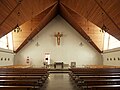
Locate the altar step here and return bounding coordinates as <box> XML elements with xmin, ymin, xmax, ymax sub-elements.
<box><xmin>48</xmin><ymin>69</ymin><xmax>70</xmax><ymax>73</ymax></box>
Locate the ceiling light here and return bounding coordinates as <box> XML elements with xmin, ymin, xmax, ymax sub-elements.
<box><xmin>14</xmin><ymin>24</ymin><xmax>22</xmax><ymax>33</ymax></box>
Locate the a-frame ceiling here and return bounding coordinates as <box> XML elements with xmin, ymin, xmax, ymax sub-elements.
<box><xmin>0</xmin><ymin>0</ymin><xmax>120</xmax><ymax>53</ymax></box>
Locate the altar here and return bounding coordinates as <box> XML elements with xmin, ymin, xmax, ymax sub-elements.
<box><xmin>54</xmin><ymin>62</ymin><xmax>64</xmax><ymax>69</ymax></box>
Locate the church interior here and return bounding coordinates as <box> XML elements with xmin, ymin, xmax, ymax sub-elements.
<box><xmin>0</xmin><ymin>0</ymin><xmax>120</xmax><ymax>90</ymax></box>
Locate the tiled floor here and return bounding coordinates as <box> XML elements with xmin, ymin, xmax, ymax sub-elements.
<box><xmin>42</xmin><ymin>73</ymin><xmax>78</xmax><ymax>90</ymax></box>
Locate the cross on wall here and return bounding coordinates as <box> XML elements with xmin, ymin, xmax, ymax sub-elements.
<box><xmin>54</xmin><ymin>32</ymin><xmax>63</xmax><ymax>45</ymax></box>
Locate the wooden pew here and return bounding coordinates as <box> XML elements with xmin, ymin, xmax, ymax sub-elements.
<box><xmin>0</xmin><ymin>68</ymin><xmax>49</xmax><ymax>78</ymax></box>
<box><xmin>0</xmin><ymin>76</ymin><xmax>47</xmax><ymax>83</ymax></box>
<box><xmin>69</xmin><ymin>68</ymin><xmax>120</xmax><ymax>75</ymax></box>
<box><xmin>0</xmin><ymin>85</ymin><xmax>40</xmax><ymax>90</ymax></box>
<box><xmin>0</xmin><ymin>79</ymin><xmax>42</xmax><ymax>86</ymax></box>
<box><xmin>0</xmin><ymin>68</ymin><xmax>49</xmax><ymax>90</ymax></box>
<box><xmin>0</xmin><ymin>76</ymin><xmax>45</xmax><ymax>90</ymax></box>
<box><xmin>69</xmin><ymin>67</ymin><xmax>120</xmax><ymax>89</ymax></box>
<box><xmin>69</xmin><ymin>68</ymin><xmax>120</xmax><ymax>81</ymax></box>
<box><xmin>85</xmin><ymin>85</ymin><xmax>120</xmax><ymax>90</ymax></box>
<box><xmin>78</xmin><ymin>79</ymin><xmax>120</xmax><ymax>87</ymax></box>
<box><xmin>0</xmin><ymin>68</ymin><xmax>48</xmax><ymax>73</ymax></box>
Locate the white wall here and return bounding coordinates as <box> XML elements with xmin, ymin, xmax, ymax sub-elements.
<box><xmin>103</xmin><ymin>48</ymin><xmax>120</xmax><ymax>66</ymax></box>
<box><xmin>0</xmin><ymin>48</ymin><xmax>14</xmax><ymax>66</ymax></box>
<box><xmin>14</xmin><ymin>15</ymin><xmax>102</xmax><ymax>67</ymax></box>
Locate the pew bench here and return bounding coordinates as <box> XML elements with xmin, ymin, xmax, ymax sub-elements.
<box><xmin>0</xmin><ymin>68</ymin><xmax>49</xmax><ymax>90</ymax></box>
<box><xmin>0</xmin><ymin>73</ymin><xmax>48</xmax><ymax>76</ymax></box>
<box><xmin>0</xmin><ymin>76</ymin><xmax>47</xmax><ymax>84</ymax></box>
<box><xmin>69</xmin><ymin>68</ymin><xmax>120</xmax><ymax>90</ymax></box>
<box><xmin>72</xmin><ymin>75</ymin><xmax>120</xmax><ymax>83</ymax></box>
<box><xmin>0</xmin><ymin>79</ymin><xmax>42</xmax><ymax>86</ymax></box>
<box><xmin>78</xmin><ymin>79</ymin><xmax>120</xmax><ymax>87</ymax></box>
<box><xmin>83</xmin><ymin>85</ymin><xmax>120</xmax><ymax>90</ymax></box>
<box><xmin>0</xmin><ymin>85</ymin><xmax>40</xmax><ymax>90</ymax></box>
<box><xmin>70</xmin><ymin>72</ymin><xmax>120</xmax><ymax>77</ymax></box>
<box><xmin>0</xmin><ymin>73</ymin><xmax>48</xmax><ymax>80</ymax></box>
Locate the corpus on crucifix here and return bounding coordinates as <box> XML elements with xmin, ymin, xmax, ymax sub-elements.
<box><xmin>54</xmin><ymin>32</ymin><xmax>63</xmax><ymax>45</ymax></box>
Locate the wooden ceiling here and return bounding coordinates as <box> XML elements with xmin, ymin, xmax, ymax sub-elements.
<box><xmin>0</xmin><ymin>0</ymin><xmax>120</xmax><ymax>53</ymax></box>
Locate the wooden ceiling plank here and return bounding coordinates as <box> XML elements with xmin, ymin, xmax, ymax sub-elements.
<box><xmin>0</xmin><ymin>0</ymin><xmax>58</xmax><ymax>38</ymax></box>
<box><xmin>94</xmin><ymin>0</ymin><xmax>120</xmax><ymax>32</ymax></box>
<box><xmin>0</xmin><ymin>0</ymin><xmax>14</xmax><ymax>12</ymax></box>
<box><xmin>0</xmin><ymin>0</ymin><xmax>23</xmax><ymax>27</ymax></box>
<box><xmin>60</xmin><ymin>0</ymin><xmax>120</xmax><ymax>41</ymax></box>
<box><xmin>14</xmin><ymin>3</ymin><xmax>58</xmax><ymax>53</ymax></box>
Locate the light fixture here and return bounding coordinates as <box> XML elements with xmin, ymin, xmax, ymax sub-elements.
<box><xmin>35</xmin><ymin>42</ymin><xmax>40</xmax><ymax>47</ymax></box>
<box><xmin>35</xmin><ymin>35</ymin><xmax>40</xmax><ymax>47</ymax></box>
<box><xmin>14</xmin><ymin>24</ymin><xmax>22</xmax><ymax>33</ymax></box>
<box><xmin>101</xmin><ymin>24</ymin><xmax>109</xmax><ymax>33</ymax></box>
<box><xmin>87</xmin><ymin>37</ymin><xmax>92</xmax><ymax>43</ymax></box>
<box><xmin>14</xmin><ymin>0</ymin><xmax>22</xmax><ymax>33</ymax></box>
<box><xmin>100</xmin><ymin>13</ymin><xmax>109</xmax><ymax>33</ymax></box>
<box><xmin>79</xmin><ymin>42</ymin><xmax>83</xmax><ymax>46</ymax></box>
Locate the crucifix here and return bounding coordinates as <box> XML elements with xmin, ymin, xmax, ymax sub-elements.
<box><xmin>54</xmin><ymin>32</ymin><xmax>63</xmax><ymax>45</ymax></box>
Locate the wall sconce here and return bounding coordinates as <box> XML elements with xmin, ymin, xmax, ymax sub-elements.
<box><xmin>87</xmin><ymin>37</ymin><xmax>92</xmax><ymax>43</ymax></box>
<box><xmin>35</xmin><ymin>42</ymin><xmax>40</xmax><ymax>47</ymax></box>
<box><xmin>79</xmin><ymin>42</ymin><xmax>83</xmax><ymax>46</ymax></box>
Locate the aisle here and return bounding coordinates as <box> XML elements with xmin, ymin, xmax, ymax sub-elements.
<box><xmin>42</xmin><ymin>73</ymin><xmax>77</xmax><ymax>90</ymax></box>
